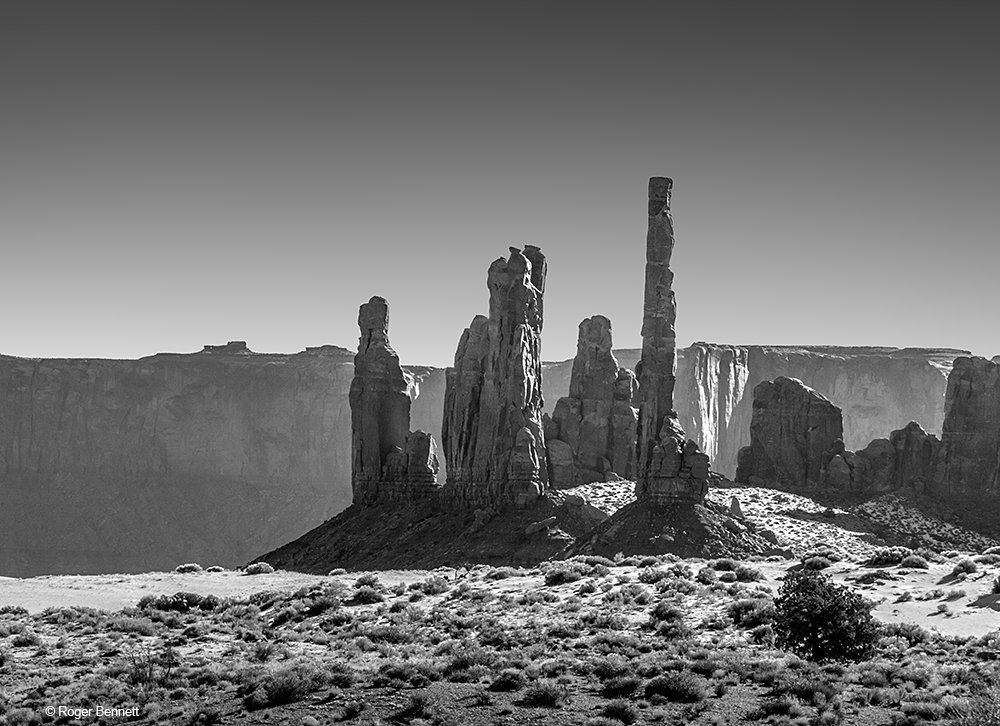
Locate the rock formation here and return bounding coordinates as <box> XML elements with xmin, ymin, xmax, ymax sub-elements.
<box><xmin>939</xmin><ymin>356</ymin><xmax>1000</xmax><ymax>497</ymax></box>
<box><xmin>442</xmin><ymin>246</ymin><xmax>548</xmax><ymax>507</ymax></box>
<box><xmin>634</xmin><ymin>177</ymin><xmax>710</xmax><ymax>504</ymax></box>
<box><xmin>736</xmin><ymin>376</ymin><xmax>944</xmax><ymax>495</ymax></box>
<box><xmin>543</xmin><ymin>316</ymin><xmax>637</xmax><ymax>487</ymax></box>
<box><xmin>349</xmin><ymin>296</ymin><xmax>440</xmax><ymax>506</ymax></box>
<box><xmin>543</xmin><ymin>344</ymin><xmax>964</xmax><ymax>477</ymax></box>
<box><xmin>735</xmin><ymin>377</ymin><xmax>845</xmax><ymax>489</ymax></box>
<box><xmin>0</xmin><ymin>344</ymin><xmax>359</xmax><ymax>577</ymax></box>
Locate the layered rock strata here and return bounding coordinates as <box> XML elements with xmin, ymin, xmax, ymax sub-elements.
<box><xmin>441</xmin><ymin>246</ymin><xmax>548</xmax><ymax>507</ymax></box>
<box><xmin>634</xmin><ymin>177</ymin><xmax>710</xmax><ymax>504</ymax></box>
<box><xmin>349</xmin><ymin>296</ymin><xmax>440</xmax><ymax>506</ymax></box>
<box><xmin>544</xmin><ymin>316</ymin><xmax>637</xmax><ymax>487</ymax></box>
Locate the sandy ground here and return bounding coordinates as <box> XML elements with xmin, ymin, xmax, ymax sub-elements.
<box><xmin>2</xmin><ymin>483</ymin><xmax>998</xmax><ymax>642</ymax></box>
<box><xmin>0</xmin><ymin>569</ymin><xmax>450</xmax><ymax>615</ymax></box>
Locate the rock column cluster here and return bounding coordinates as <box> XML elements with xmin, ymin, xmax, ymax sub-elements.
<box><xmin>544</xmin><ymin>316</ymin><xmax>638</xmax><ymax>487</ymax></box>
<box><xmin>442</xmin><ymin>246</ymin><xmax>548</xmax><ymax>507</ymax></box>
<box><xmin>634</xmin><ymin>177</ymin><xmax>710</xmax><ymax>504</ymax></box>
<box><xmin>349</xmin><ymin>296</ymin><xmax>440</xmax><ymax>505</ymax></box>
<box><xmin>735</xmin><ymin>376</ymin><xmax>944</xmax><ymax>494</ymax></box>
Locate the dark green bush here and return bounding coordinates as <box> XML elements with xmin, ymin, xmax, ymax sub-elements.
<box><xmin>774</xmin><ymin>569</ymin><xmax>879</xmax><ymax>662</ymax></box>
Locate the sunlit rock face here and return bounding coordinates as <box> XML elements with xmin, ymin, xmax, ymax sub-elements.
<box><xmin>441</xmin><ymin>246</ymin><xmax>548</xmax><ymax>508</ymax></box>
<box><xmin>0</xmin><ymin>344</ymin><xmax>357</xmax><ymax>576</ymax></box>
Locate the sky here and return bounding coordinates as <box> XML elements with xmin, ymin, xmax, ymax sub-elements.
<box><xmin>1</xmin><ymin>2</ymin><xmax>997</xmax><ymax>367</ymax></box>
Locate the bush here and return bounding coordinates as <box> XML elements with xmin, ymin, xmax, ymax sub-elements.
<box><xmin>773</xmin><ymin>569</ymin><xmax>879</xmax><ymax>662</ymax></box>
<box><xmin>866</xmin><ymin>547</ymin><xmax>912</xmax><ymax>567</ymax></box>
<box><xmin>544</xmin><ymin>564</ymin><xmax>585</xmax><ymax>586</ymax></box>
<box><xmin>602</xmin><ymin>675</ymin><xmax>642</xmax><ymax>698</ymax></box>
<box><xmin>488</xmin><ymin>668</ymin><xmax>527</xmax><ymax>692</ymax></box>
<box><xmin>899</xmin><ymin>554</ymin><xmax>929</xmax><ymax>569</ymax></box>
<box><xmin>239</xmin><ymin>660</ymin><xmax>328</xmax><ymax>709</ymax></box>
<box><xmin>137</xmin><ymin>592</ymin><xmax>220</xmax><ymax>613</ymax></box>
<box><xmin>351</xmin><ymin>586</ymin><xmax>385</xmax><ymax>605</ymax></box>
<box><xmin>243</xmin><ymin>562</ymin><xmax>275</xmax><ymax>575</ymax></box>
<box><xmin>644</xmin><ymin>672</ymin><xmax>708</xmax><ymax>702</ymax></box>
<box><xmin>174</xmin><ymin>563</ymin><xmax>203</xmax><ymax>573</ymax></box>
<box><xmin>599</xmin><ymin>700</ymin><xmax>640</xmax><ymax>724</ymax></box>
<box><xmin>521</xmin><ymin>680</ymin><xmax>571</xmax><ymax>708</ymax></box>
<box><xmin>953</xmin><ymin>558</ymin><xmax>978</xmax><ymax>575</ymax></box>
<box><xmin>728</xmin><ymin>598</ymin><xmax>776</xmax><ymax>628</ymax></box>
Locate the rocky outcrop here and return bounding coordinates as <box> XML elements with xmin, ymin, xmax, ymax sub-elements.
<box><xmin>735</xmin><ymin>377</ymin><xmax>844</xmax><ymax>489</ymax></box>
<box><xmin>349</xmin><ymin>296</ymin><xmax>440</xmax><ymax>506</ymax></box>
<box><xmin>939</xmin><ymin>356</ymin><xmax>1000</xmax><ymax>497</ymax></box>
<box><xmin>441</xmin><ymin>246</ymin><xmax>548</xmax><ymax>507</ymax></box>
<box><xmin>634</xmin><ymin>177</ymin><xmax>710</xmax><ymax>504</ymax></box>
<box><xmin>543</xmin><ymin>344</ymin><xmax>964</xmax><ymax>477</ymax></box>
<box><xmin>736</xmin><ymin>377</ymin><xmax>944</xmax><ymax>495</ymax></box>
<box><xmin>0</xmin><ymin>344</ymin><xmax>358</xmax><ymax>576</ymax></box>
<box><xmin>543</xmin><ymin>316</ymin><xmax>637</xmax><ymax>487</ymax></box>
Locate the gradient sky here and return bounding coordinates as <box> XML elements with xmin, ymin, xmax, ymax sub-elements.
<box><xmin>1</xmin><ymin>2</ymin><xmax>997</xmax><ymax>366</ymax></box>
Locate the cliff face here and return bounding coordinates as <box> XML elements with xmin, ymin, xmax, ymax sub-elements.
<box><xmin>544</xmin><ymin>344</ymin><xmax>964</xmax><ymax>477</ymax></box>
<box><xmin>0</xmin><ymin>338</ymin><xmax>968</xmax><ymax>575</ymax></box>
<box><xmin>939</xmin><ymin>356</ymin><xmax>1000</xmax><ymax>497</ymax></box>
<box><xmin>0</xmin><ymin>344</ymin><xmax>356</xmax><ymax>576</ymax></box>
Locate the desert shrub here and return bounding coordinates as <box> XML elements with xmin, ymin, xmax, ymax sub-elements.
<box><xmin>599</xmin><ymin>700</ymin><xmax>640</xmax><ymax>724</ymax></box>
<box><xmin>350</xmin><ymin>586</ymin><xmax>384</xmax><ymax>605</ymax></box>
<box><xmin>750</xmin><ymin>624</ymin><xmax>776</xmax><ymax>645</ymax></box>
<box><xmin>735</xmin><ymin>564</ymin><xmax>763</xmax><ymax>582</ymax></box>
<box><xmin>696</xmin><ymin>567</ymin><xmax>717</xmax><ymax>585</ymax></box>
<box><xmin>638</xmin><ymin>568</ymin><xmax>668</xmax><ymax>584</ymax></box>
<box><xmin>243</xmin><ymin>562</ymin><xmax>274</xmax><ymax>575</ymax></box>
<box><xmin>866</xmin><ymin>547</ymin><xmax>912</xmax><ymax>567</ymax></box>
<box><xmin>900</xmin><ymin>701</ymin><xmax>947</xmax><ymax>721</ymax></box>
<box><xmin>602</xmin><ymin>675</ymin><xmax>642</xmax><ymax>698</ymax></box>
<box><xmin>728</xmin><ymin>598</ymin><xmax>776</xmax><ymax>628</ymax></box>
<box><xmin>106</xmin><ymin>616</ymin><xmax>157</xmax><ymax>636</ymax></box>
<box><xmin>803</xmin><ymin>556</ymin><xmax>834</xmax><ymax>570</ymax></box>
<box><xmin>644</xmin><ymin>672</ymin><xmax>708</xmax><ymax>702</ymax></box>
<box><xmin>205</xmin><ymin>565</ymin><xmax>225</xmax><ymax>573</ymax></box>
<box><xmin>991</xmin><ymin>577</ymin><xmax>1000</xmax><ymax>595</ymax></box>
<box><xmin>544</xmin><ymin>563</ymin><xmax>587</xmax><ymax>586</ymax></box>
<box><xmin>137</xmin><ymin>592</ymin><xmax>218</xmax><ymax>613</ymax></box>
<box><xmin>488</xmin><ymin>668</ymin><xmax>527</xmax><ymax>692</ymax></box>
<box><xmin>899</xmin><ymin>554</ymin><xmax>929</xmax><ymax>569</ymax></box>
<box><xmin>710</xmin><ymin>558</ymin><xmax>738</xmax><ymax>572</ymax></box>
<box><xmin>604</xmin><ymin>583</ymin><xmax>651</xmax><ymax>606</ymax></box>
<box><xmin>354</xmin><ymin>573</ymin><xmax>381</xmax><ymax>588</ymax></box>
<box><xmin>0</xmin><ymin>606</ymin><xmax>28</xmax><ymax>616</ymax></box>
<box><xmin>953</xmin><ymin>558</ymin><xmax>978</xmax><ymax>575</ymax></box>
<box><xmin>573</xmin><ymin>555</ymin><xmax>616</xmax><ymax>568</ymax></box>
<box><xmin>774</xmin><ymin>569</ymin><xmax>879</xmax><ymax>662</ymax></box>
<box><xmin>174</xmin><ymin>562</ymin><xmax>203</xmax><ymax>573</ymax></box>
<box><xmin>881</xmin><ymin>622</ymin><xmax>930</xmax><ymax>647</ymax></box>
<box><xmin>11</xmin><ymin>631</ymin><xmax>41</xmax><ymax>648</ymax></box>
<box><xmin>239</xmin><ymin>660</ymin><xmax>329</xmax><ymax>709</ymax></box>
<box><xmin>650</xmin><ymin>601</ymin><xmax>683</xmax><ymax>623</ymax></box>
<box><xmin>411</xmin><ymin>575</ymin><xmax>450</xmax><ymax>595</ymax></box>
<box><xmin>484</xmin><ymin>566</ymin><xmax>519</xmax><ymax>580</ymax></box>
<box><xmin>521</xmin><ymin>680</ymin><xmax>570</xmax><ymax>708</ymax></box>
